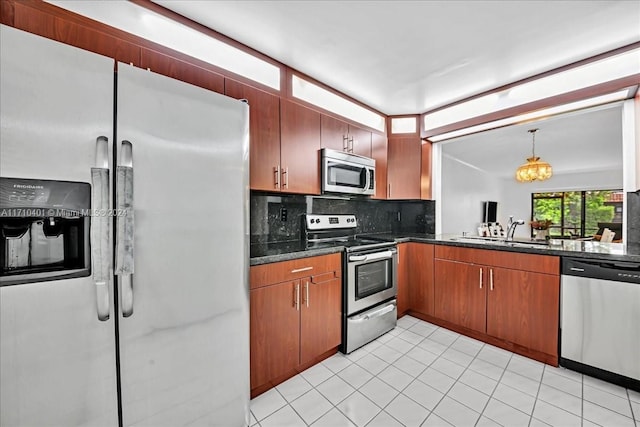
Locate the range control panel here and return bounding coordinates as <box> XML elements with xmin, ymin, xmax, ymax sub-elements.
<box><xmin>305</xmin><ymin>214</ymin><xmax>357</xmax><ymax>230</ymax></box>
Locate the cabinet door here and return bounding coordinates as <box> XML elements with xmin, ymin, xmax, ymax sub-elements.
<box><xmin>421</xmin><ymin>141</ymin><xmax>432</xmax><ymax>200</ymax></box>
<box><xmin>387</xmin><ymin>136</ymin><xmax>421</xmax><ymax>199</ymax></box>
<box><xmin>250</xmin><ymin>281</ymin><xmax>301</xmax><ymax>389</ymax></box>
<box><xmin>321</xmin><ymin>114</ymin><xmax>349</xmax><ymax>152</ymax></box>
<box><xmin>434</xmin><ymin>260</ymin><xmax>486</xmax><ymax>333</ymax></box>
<box><xmin>225</xmin><ymin>80</ymin><xmax>281</xmax><ymax>192</ymax></box>
<box><xmin>408</xmin><ymin>243</ymin><xmax>435</xmax><ymax>316</ymax></box>
<box><xmin>280</xmin><ymin>100</ymin><xmax>321</xmax><ymax>194</ymax></box>
<box><xmin>348</xmin><ymin>124</ymin><xmax>372</xmax><ymax>157</ymax></box>
<box><xmin>396</xmin><ymin>243</ymin><xmax>409</xmax><ymax>316</ymax></box>
<box><xmin>486</xmin><ymin>267</ymin><xmax>559</xmax><ymax>356</ymax></box>
<box><xmin>371</xmin><ymin>132</ymin><xmax>388</xmax><ymax>200</ymax></box>
<box><xmin>300</xmin><ymin>276</ymin><xmax>342</xmax><ymax>364</ymax></box>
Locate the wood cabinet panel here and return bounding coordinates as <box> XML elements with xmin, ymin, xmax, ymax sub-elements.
<box><xmin>300</xmin><ymin>277</ymin><xmax>342</xmax><ymax>364</ymax></box>
<box><xmin>280</xmin><ymin>100</ymin><xmax>321</xmax><ymax>195</ymax></box>
<box><xmin>320</xmin><ymin>115</ymin><xmax>349</xmax><ymax>152</ymax></box>
<box><xmin>486</xmin><ymin>267</ymin><xmax>559</xmax><ymax>355</ymax></box>
<box><xmin>250</xmin><ymin>253</ymin><xmax>341</xmax><ymax>290</ymax></box>
<box><xmin>371</xmin><ymin>132</ymin><xmax>388</xmax><ymax>200</ymax></box>
<box><xmin>14</xmin><ymin>1</ymin><xmax>140</xmax><ymax>67</ymax></box>
<box><xmin>140</xmin><ymin>48</ymin><xmax>224</xmax><ymax>93</ymax></box>
<box><xmin>250</xmin><ymin>281</ymin><xmax>300</xmax><ymax>389</ymax></box>
<box><xmin>396</xmin><ymin>243</ymin><xmax>409</xmax><ymax>316</ymax></box>
<box><xmin>387</xmin><ymin>136</ymin><xmax>421</xmax><ymax>199</ymax></box>
<box><xmin>408</xmin><ymin>243</ymin><xmax>435</xmax><ymax>316</ymax></box>
<box><xmin>434</xmin><ymin>259</ymin><xmax>486</xmax><ymax>333</ymax></box>
<box><xmin>434</xmin><ymin>246</ymin><xmax>559</xmax><ymax>275</ymax></box>
<box><xmin>349</xmin><ymin>124</ymin><xmax>372</xmax><ymax>157</ymax></box>
<box><xmin>225</xmin><ymin>79</ymin><xmax>281</xmax><ymax>192</ymax></box>
<box><xmin>421</xmin><ymin>141</ymin><xmax>432</xmax><ymax>200</ymax></box>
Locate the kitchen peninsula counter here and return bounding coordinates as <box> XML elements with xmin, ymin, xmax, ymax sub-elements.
<box><xmin>251</xmin><ymin>234</ymin><xmax>640</xmax><ymax>265</ymax></box>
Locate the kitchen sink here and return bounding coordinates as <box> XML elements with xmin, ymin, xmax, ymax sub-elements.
<box><xmin>449</xmin><ymin>236</ymin><xmax>550</xmax><ymax>249</ymax></box>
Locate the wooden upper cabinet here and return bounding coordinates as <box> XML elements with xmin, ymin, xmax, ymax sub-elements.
<box><xmin>371</xmin><ymin>132</ymin><xmax>388</xmax><ymax>200</ymax></box>
<box><xmin>280</xmin><ymin>100</ymin><xmax>321</xmax><ymax>195</ymax></box>
<box><xmin>387</xmin><ymin>136</ymin><xmax>421</xmax><ymax>199</ymax></box>
<box><xmin>408</xmin><ymin>243</ymin><xmax>435</xmax><ymax>317</ymax></box>
<box><xmin>225</xmin><ymin>80</ymin><xmax>281</xmax><ymax>192</ymax></box>
<box><xmin>250</xmin><ymin>281</ymin><xmax>300</xmax><ymax>390</ymax></box>
<box><xmin>434</xmin><ymin>259</ymin><xmax>487</xmax><ymax>333</ymax></box>
<box><xmin>140</xmin><ymin>48</ymin><xmax>224</xmax><ymax>94</ymax></box>
<box><xmin>486</xmin><ymin>267</ymin><xmax>559</xmax><ymax>356</ymax></box>
<box><xmin>320</xmin><ymin>115</ymin><xmax>349</xmax><ymax>152</ymax></box>
<box><xmin>421</xmin><ymin>141</ymin><xmax>432</xmax><ymax>200</ymax></box>
<box><xmin>300</xmin><ymin>276</ymin><xmax>342</xmax><ymax>364</ymax></box>
<box><xmin>348</xmin><ymin>124</ymin><xmax>372</xmax><ymax>158</ymax></box>
<box><xmin>320</xmin><ymin>115</ymin><xmax>371</xmax><ymax>157</ymax></box>
<box><xmin>396</xmin><ymin>243</ymin><xmax>409</xmax><ymax>317</ymax></box>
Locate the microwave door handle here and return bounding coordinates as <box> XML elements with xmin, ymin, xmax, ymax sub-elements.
<box><xmin>115</xmin><ymin>140</ymin><xmax>134</xmax><ymax>318</ymax></box>
<box><xmin>364</xmin><ymin>167</ymin><xmax>371</xmax><ymax>192</ymax></box>
<box><xmin>91</xmin><ymin>135</ymin><xmax>111</xmax><ymax>321</ymax></box>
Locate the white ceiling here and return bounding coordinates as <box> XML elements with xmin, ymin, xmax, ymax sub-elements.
<box><xmin>154</xmin><ymin>0</ymin><xmax>640</xmax><ymax>115</ymax></box>
<box><xmin>441</xmin><ymin>103</ymin><xmax>624</xmax><ymax>179</ymax></box>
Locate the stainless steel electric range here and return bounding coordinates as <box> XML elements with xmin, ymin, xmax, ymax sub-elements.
<box><xmin>303</xmin><ymin>214</ymin><xmax>398</xmax><ymax>354</ymax></box>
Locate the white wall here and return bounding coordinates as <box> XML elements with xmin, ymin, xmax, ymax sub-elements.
<box><xmin>499</xmin><ymin>169</ymin><xmax>624</xmax><ymax>238</ymax></box>
<box><xmin>440</xmin><ymin>153</ymin><xmax>502</xmax><ymax>235</ymax></box>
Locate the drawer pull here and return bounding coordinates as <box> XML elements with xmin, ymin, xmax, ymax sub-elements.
<box><xmin>291</xmin><ymin>266</ymin><xmax>313</xmax><ymax>274</ymax></box>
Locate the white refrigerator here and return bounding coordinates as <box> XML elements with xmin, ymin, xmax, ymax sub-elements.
<box><xmin>0</xmin><ymin>25</ymin><xmax>250</xmax><ymax>426</ymax></box>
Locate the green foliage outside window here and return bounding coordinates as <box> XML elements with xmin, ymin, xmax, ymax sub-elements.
<box><xmin>531</xmin><ymin>190</ymin><xmax>619</xmax><ymax>238</ymax></box>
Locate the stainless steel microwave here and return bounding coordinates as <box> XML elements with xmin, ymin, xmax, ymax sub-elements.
<box><xmin>321</xmin><ymin>148</ymin><xmax>375</xmax><ymax>196</ymax></box>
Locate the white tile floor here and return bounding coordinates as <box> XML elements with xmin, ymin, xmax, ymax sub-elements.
<box><xmin>250</xmin><ymin>315</ymin><xmax>640</xmax><ymax>427</ymax></box>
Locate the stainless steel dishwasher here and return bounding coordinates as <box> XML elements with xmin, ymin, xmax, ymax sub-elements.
<box><xmin>561</xmin><ymin>257</ymin><xmax>640</xmax><ymax>390</ymax></box>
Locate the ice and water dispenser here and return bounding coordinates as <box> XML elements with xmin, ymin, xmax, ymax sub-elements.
<box><xmin>0</xmin><ymin>177</ymin><xmax>91</xmax><ymax>286</ymax></box>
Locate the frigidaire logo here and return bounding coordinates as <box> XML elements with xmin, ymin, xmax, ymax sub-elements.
<box><xmin>13</xmin><ymin>184</ymin><xmax>44</xmax><ymax>189</ymax></box>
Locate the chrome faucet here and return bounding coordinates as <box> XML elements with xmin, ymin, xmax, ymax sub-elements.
<box><xmin>506</xmin><ymin>216</ymin><xmax>525</xmax><ymax>241</ymax></box>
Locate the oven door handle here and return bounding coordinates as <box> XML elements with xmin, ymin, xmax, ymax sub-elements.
<box><xmin>348</xmin><ymin>250</ymin><xmax>395</xmax><ymax>263</ymax></box>
<box><xmin>351</xmin><ymin>301</ymin><xmax>396</xmax><ymax>322</ymax></box>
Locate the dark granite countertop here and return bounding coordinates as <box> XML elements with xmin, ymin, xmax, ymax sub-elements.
<box><xmin>250</xmin><ymin>233</ymin><xmax>640</xmax><ymax>265</ymax></box>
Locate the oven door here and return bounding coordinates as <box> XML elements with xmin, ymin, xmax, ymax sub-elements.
<box><xmin>323</xmin><ymin>157</ymin><xmax>374</xmax><ymax>195</ymax></box>
<box><xmin>347</xmin><ymin>247</ymin><xmax>397</xmax><ymax>315</ymax></box>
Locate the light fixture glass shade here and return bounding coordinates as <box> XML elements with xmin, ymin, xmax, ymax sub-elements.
<box><xmin>515</xmin><ymin>157</ymin><xmax>553</xmax><ymax>182</ymax></box>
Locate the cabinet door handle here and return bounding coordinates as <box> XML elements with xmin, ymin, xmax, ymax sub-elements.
<box><xmin>294</xmin><ymin>283</ymin><xmax>300</xmax><ymax>311</ymax></box>
<box><xmin>490</xmin><ymin>268</ymin><xmax>494</xmax><ymax>291</ymax></box>
<box><xmin>479</xmin><ymin>268</ymin><xmax>483</xmax><ymax>289</ymax></box>
<box><xmin>388</xmin><ymin>183</ymin><xmax>391</xmax><ymax>198</ymax></box>
<box><xmin>282</xmin><ymin>167</ymin><xmax>289</xmax><ymax>189</ymax></box>
<box><xmin>291</xmin><ymin>266</ymin><xmax>313</xmax><ymax>274</ymax></box>
<box><xmin>343</xmin><ymin>135</ymin><xmax>349</xmax><ymax>151</ymax></box>
<box><xmin>305</xmin><ymin>281</ymin><xmax>309</xmax><ymax>308</ymax></box>
<box><xmin>349</xmin><ymin>136</ymin><xmax>354</xmax><ymax>153</ymax></box>
<box><xmin>274</xmin><ymin>164</ymin><xmax>280</xmax><ymax>189</ymax></box>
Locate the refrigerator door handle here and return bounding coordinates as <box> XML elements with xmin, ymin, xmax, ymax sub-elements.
<box><xmin>115</xmin><ymin>140</ymin><xmax>135</xmax><ymax>317</ymax></box>
<box><xmin>91</xmin><ymin>136</ymin><xmax>111</xmax><ymax>321</ymax></box>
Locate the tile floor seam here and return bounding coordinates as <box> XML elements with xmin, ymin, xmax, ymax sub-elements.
<box><xmin>526</xmin><ymin>358</ymin><xmax>545</xmax><ymax>427</ymax></box>
<box><xmin>472</xmin><ymin>351</ymin><xmax>514</xmax><ymax>427</ymax></box>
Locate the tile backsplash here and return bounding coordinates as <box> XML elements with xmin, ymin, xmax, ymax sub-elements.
<box><xmin>250</xmin><ymin>192</ymin><xmax>435</xmax><ymax>244</ymax></box>
<box><xmin>627</xmin><ymin>190</ymin><xmax>640</xmax><ymax>254</ymax></box>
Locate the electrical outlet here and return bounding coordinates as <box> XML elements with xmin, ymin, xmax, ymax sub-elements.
<box><xmin>280</xmin><ymin>207</ymin><xmax>287</xmax><ymax>222</ymax></box>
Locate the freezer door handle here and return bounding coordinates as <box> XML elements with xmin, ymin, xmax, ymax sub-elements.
<box><xmin>91</xmin><ymin>136</ymin><xmax>111</xmax><ymax>321</ymax></box>
<box><xmin>115</xmin><ymin>140</ymin><xmax>134</xmax><ymax>317</ymax></box>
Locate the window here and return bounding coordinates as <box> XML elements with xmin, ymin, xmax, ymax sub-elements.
<box><xmin>531</xmin><ymin>190</ymin><xmax>623</xmax><ymax>238</ymax></box>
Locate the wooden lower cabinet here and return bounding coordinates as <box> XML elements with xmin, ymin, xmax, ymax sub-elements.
<box><xmin>250</xmin><ymin>281</ymin><xmax>300</xmax><ymax>389</ymax></box>
<box><xmin>250</xmin><ymin>253</ymin><xmax>341</xmax><ymax>396</ymax></box>
<box><xmin>433</xmin><ymin>246</ymin><xmax>560</xmax><ymax>364</ymax></box>
<box><xmin>434</xmin><ymin>259</ymin><xmax>486</xmax><ymax>333</ymax></box>
<box><xmin>407</xmin><ymin>243</ymin><xmax>434</xmax><ymax>317</ymax></box>
<box><xmin>486</xmin><ymin>267</ymin><xmax>559</xmax><ymax>356</ymax></box>
<box><xmin>396</xmin><ymin>243</ymin><xmax>409</xmax><ymax>316</ymax></box>
<box><xmin>300</xmin><ymin>276</ymin><xmax>342</xmax><ymax>364</ymax></box>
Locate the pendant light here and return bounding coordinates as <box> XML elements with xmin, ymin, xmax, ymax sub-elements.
<box><xmin>515</xmin><ymin>128</ymin><xmax>553</xmax><ymax>182</ymax></box>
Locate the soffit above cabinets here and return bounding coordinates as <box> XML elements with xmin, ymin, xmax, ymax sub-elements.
<box><xmin>152</xmin><ymin>0</ymin><xmax>640</xmax><ymax>115</ymax></box>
